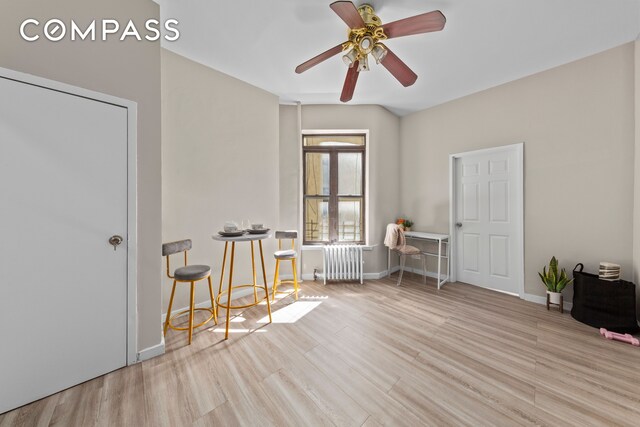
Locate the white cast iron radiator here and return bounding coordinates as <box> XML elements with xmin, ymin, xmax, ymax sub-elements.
<box><xmin>322</xmin><ymin>245</ymin><xmax>364</xmax><ymax>284</ymax></box>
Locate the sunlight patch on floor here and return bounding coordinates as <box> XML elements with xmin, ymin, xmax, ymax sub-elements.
<box><xmin>257</xmin><ymin>300</ymin><xmax>323</xmax><ymax>324</ymax></box>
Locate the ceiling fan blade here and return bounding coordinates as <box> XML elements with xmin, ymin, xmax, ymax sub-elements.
<box><xmin>381</xmin><ymin>48</ymin><xmax>417</xmax><ymax>87</ymax></box>
<box><xmin>340</xmin><ymin>61</ymin><xmax>360</xmax><ymax>102</ymax></box>
<box><xmin>330</xmin><ymin>1</ymin><xmax>366</xmax><ymax>29</ymax></box>
<box><xmin>382</xmin><ymin>10</ymin><xmax>446</xmax><ymax>39</ymax></box>
<box><xmin>295</xmin><ymin>44</ymin><xmax>344</xmax><ymax>74</ymax></box>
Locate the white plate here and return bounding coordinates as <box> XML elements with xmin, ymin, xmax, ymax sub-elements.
<box><xmin>218</xmin><ymin>230</ymin><xmax>246</xmax><ymax>237</ymax></box>
<box><xmin>246</xmin><ymin>228</ymin><xmax>270</xmax><ymax>235</ymax></box>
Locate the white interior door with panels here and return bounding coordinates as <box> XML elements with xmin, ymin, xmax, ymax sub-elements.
<box><xmin>450</xmin><ymin>144</ymin><xmax>523</xmax><ymax>295</ymax></box>
<box><xmin>0</xmin><ymin>69</ymin><xmax>136</xmax><ymax>414</ymax></box>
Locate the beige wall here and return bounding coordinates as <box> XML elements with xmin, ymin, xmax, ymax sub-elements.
<box><xmin>634</xmin><ymin>40</ymin><xmax>640</xmax><ymax>314</ymax></box>
<box><xmin>279</xmin><ymin>104</ymin><xmax>401</xmax><ymax>277</ymax></box>
<box><xmin>0</xmin><ymin>0</ymin><xmax>162</xmax><ymax>351</ymax></box>
<box><xmin>279</xmin><ymin>105</ymin><xmax>300</xmax><ymax>232</ymax></box>
<box><xmin>162</xmin><ymin>49</ymin><xmax>280</xmax><ymax>311</ymax></box>
<box><xmin>401</xmin><ymin>43</ymin><xmax>636</xmax><ymax>299</ymax></box>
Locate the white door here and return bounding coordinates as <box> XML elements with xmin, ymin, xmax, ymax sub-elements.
<box><xmin>0</xmin><ymin>76</ymin><xmax>128</xmax><ymax>413</ymax></box>
<box><xmin>454</xmin><ymin>145</ymin><xmax>523</xmax><ymax>295</ymax></box>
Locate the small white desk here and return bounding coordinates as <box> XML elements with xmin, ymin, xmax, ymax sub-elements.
<box><xmin>387</xmin><ymin>231</ymin><xmax>450</xmax><ymax>289</ymax></box>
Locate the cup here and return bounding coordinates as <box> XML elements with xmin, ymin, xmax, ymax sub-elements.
<box><xmin>224</xmin><ymin>221</ymin><xmax>238</xmax><ymax>232</ymax></box>
<box><xmin>251</xmin><ymin>223</ymin><xmax>263</xmax><ymax>230</ymax></box>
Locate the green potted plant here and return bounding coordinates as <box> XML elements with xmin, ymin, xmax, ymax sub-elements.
<box><xmin>403</xmin><ymin>219</ymin><xmax>414</xmax><ymax>231</ymax></box>
<box><xmin>538</xmin><ymin>256</ymin><xmax>572</xmax><ymax>306</ymax></box>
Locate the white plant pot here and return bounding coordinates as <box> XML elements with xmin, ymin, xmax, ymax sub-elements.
<box><xmin>547</xmin><ymin>291</ymin><xmax>562</xmax><ymax>304</ymax></box>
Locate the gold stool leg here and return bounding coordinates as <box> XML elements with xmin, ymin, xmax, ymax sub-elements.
<box><xmin>225</xmin><ymin>242</ymin><xmax>236</xmax><ymax>340</ymax></box>
<box><xmin>292</xmin><ymin>259</ymin><xmax>299</xmax><ymax>300</ymax></box>
<box><xmin>207</xmin><ymin>276</ymin><xmax>217</xmax><ymax>324</ymax></box>
<box><xmin>259</xmin><ymin>240</ymin><xmax>272</xmax><ymax>323</ymax></box>
<box><xmin>188</xmin><ymin>281</ymin><xmax>196</xmax><ymax>345</ymax></box>
<box><xmin>164</xmin><ymin>279</ymin><xmax>178</xmax><ymax>336</ymax></box>
<box><xmin>272</xmin><ymin>259</ymin><xmax>280</xmax><ymax>302</ymax></box>
<box><xmin>251</xmin><ymin>241</ymin><xmax>258</xmax><ymax>304</ymax></box>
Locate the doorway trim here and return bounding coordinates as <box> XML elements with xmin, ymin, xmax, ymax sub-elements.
<box><xmin>0</xmin><ymin>66</ymin><xmax>138</xmax><ymax>365</ymax></box>
<box><xmin>448</xmin><ymin>142</ymin><xmax>524</xmax><ymax>297</ymax></box>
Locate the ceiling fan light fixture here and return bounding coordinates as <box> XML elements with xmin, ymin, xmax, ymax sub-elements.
<box><xmin>357</xmin><ymin>54</ymin><xmax>369</xmax><ymax>72</ymax></box>
<box><xmin>358</xmin><ymin>36</ymin><xmax>374</xmax><ymax>55</ymax></box>
<box><xmin>371</xmin><ymin>43</ymin><xmax>388</xmax><ymax>64</ymax></box>
<box><xmin>342</xmin><ymin>48</ymin><xmax>359</xmax><ymax>67</ymax></box>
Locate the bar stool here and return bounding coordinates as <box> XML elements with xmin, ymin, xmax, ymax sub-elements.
<box><xmin>163</xmin><ymin>239</ymin><xmax>217</xmax><ymax>345</ymax></box>
<box><xmin>272</xmin><ymin>230</ymin><xmax>299</xmax><ymax>301</ymax></box>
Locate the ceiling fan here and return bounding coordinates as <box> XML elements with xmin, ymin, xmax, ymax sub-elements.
<box><xmin>295</xmin><ymin>1</ymin><xmax>446</xmax><ymax>102</ymax></box>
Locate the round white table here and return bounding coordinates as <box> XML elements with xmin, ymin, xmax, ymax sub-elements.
<box><xmin>211</xmin><ymin>232</ymin><xmax>273</xmax><ymax>339</ymax></box>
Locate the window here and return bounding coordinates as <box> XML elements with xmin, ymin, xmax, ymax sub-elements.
<box><xmin>303</xmin><ymin>133</ymin><xmax>366</xmax><ymax>245</ymax></box>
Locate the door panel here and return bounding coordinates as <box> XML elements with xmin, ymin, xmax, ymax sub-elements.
<box><xmin>455</xmin><ymin>146</ymin><xmax>522</xmax><ymax>294</ymax></box>
<box><xmin>489</xmin><ymin>235</ymin><xmax>509</xmax><ymax>277</ymax></box>
<box><xmin>462</xmin><ymin>233</ymin><xmax>480</xmax><ymax>273</ymax></box>
<box><xmin>0</xmin><ymin>77</ymin><xmax>128</xmax><ymax>413</ymax></box>
<box><xmin>462</xmin><ymin>183</ymin><xmax>479</xmax><ymax>221</ymax></box>
<box><xmin>489</xmin><ymin>180</ymin><xmax>509</xmax><ymax>222</ymax></box>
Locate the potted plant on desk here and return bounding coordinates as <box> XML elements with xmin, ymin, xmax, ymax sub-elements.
<box><xmin>403</xmin><ymin>219</ymin><xmax>414</xmax><ymax>232</ymax></box>
<box><xmin>539</xmin><ymin>256</ymin><xmax>573</xmax><ymax>313</ymax></box>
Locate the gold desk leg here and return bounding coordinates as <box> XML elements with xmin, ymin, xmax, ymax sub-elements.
<box><xmin>251</xmin><ymin>241</ymin><xmax>258</xmax><ymax>304</ymax></box>
<box><xmin>164</xmin><ymin>279</ymin><xmax>177</xmax><ymax>336</ymax></box>
<box><xmin>188</xmin><ymin>281</ymin><xmax>196</xmax><ymax>345</ymax></box>
<box><xmin>207</xmin><ymin>276</ymin><xmax>217</xmax><ymax>324</ymax></box>
<box><xmin>225</xmin><ymin>242</ymin><xmax>236</xmax><ymax>340</ymax></box>
<box><xmin>259</xmin><ymin>240</ymin><xmax>272</xmax><ymax>323</ymax></box>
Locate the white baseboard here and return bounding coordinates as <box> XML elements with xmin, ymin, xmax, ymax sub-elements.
<box><xmin>302</xmin><ymin>266</ymin><xmax>445</xmax><ymax>283</ymax></box>
<box><xmin>136</xmin><ymin>337</ymin><xmax>165</xmax><ymax>363</ymax></box>
<box><xmin>522</xmin><ymin>292</ymin><xmax>573</xmax><ymax>311</ymax></box>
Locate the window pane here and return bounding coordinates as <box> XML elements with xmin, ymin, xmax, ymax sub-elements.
<box><xmin>305</xmin><ymin>197</ymin><xmax>329</xmax><ymax>242</ymax></box>
<box><xmin>338</xmin><ymin>152</ymin><xmax>362</xmax><ymax>195</ymax></box>
<box><xmin>304</xmin><ymin>135</ymin><xmax>365</xmax><ymax>146</ymax></box>
<box><xmin>305</xmin><ymin>153</ymin><xmax>330</xmax><ymax>195</ymax></box>
<box><xmin>338</xmin><ymin>198</ymin><xmax>363</xmax><ymax>242</ymax></box>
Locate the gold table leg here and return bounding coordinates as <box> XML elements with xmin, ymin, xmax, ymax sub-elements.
<box><xmin>224</xmin><ymin>242</ymin><xmax>236</xmax><ymax>340</ymax></box>
<box><xmin>259</xmin><ymin>240</ymin><xmax>272</xmax><ymax>323</ymax></box>
<box><xmin>218</xmin><ymin>242</ymin><xmax>228</xmax><ymax>296</ymax></box>
<box><xmin>272</xmin><ymin>260</ymin><xmax>280</xmax><ymax>302</ymax></box>
<box><xmin>251</xmin><ymin>241</ymin><xmax>258</xmax><ymax>304</ymax></box>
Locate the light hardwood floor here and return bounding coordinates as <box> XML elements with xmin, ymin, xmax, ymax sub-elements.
<box><xmin>2</xmin><ymin>274</ymin><xmax>640</xmax><ymax>426</ymax></box>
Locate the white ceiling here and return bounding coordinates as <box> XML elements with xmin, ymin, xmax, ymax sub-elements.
<box><xmin>156</xmin><ymin>0</ymin><xmax>640</xmax><ymax>116</ymax></box>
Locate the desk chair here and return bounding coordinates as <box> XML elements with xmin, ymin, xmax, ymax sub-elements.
<box><xmin>384</xmin><ymin>223</ymin><xmax>426</xmax><ymax>286</ymax></box>
<box><xmin>163</xmin><ymin>239</ymin><xmax>217</xmax><ymax>344</ymax></box>
<box><xmin>272</xmin><ymin>231</ymin><xmax>300</xmax><ymax>301</ymax></box>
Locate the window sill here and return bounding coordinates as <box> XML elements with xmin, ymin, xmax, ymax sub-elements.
<box><xmin>302</xmin><ymin>244</ymin><xmax>375</xmax><ymax>251</ymax></box>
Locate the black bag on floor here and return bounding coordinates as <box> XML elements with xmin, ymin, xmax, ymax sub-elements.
<box><xmin>571</xmin><ymin>263</ymin><xmax>639</xmax><ymax>334</ymax></box>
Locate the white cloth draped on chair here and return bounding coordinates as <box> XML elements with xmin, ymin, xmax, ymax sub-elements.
<box><xmin>384</xmin><ymin>223</ymin><xmax>425</xmax><ymax>286</ymax></box>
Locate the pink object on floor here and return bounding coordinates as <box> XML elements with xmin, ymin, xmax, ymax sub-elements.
<box><xmin>599</xmin><ymin>328</ymin><xmax>640</xmax><ymax>346</ymax></box>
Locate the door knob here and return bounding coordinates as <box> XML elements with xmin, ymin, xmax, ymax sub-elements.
<box><xmin>456</xmin><ymin>222</ymin><xmax>463</xmax><ymax>228</ymax></box>
<box><xmin>109</xmin><ymin>235</ymin><xmax>123</xmax><ymax>250</ymax></box>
